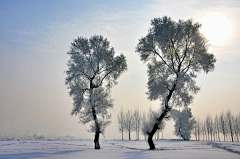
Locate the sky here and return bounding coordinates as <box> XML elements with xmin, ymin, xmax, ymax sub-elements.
<box><xmin>0</xmin><ymin>0</ymin><xmax>240</xmax><ymax>140</ymax></box>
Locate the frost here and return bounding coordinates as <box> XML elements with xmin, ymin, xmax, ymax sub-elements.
<box><xmin>65</xmin><ymin>35</ymin><xmax>127</xmax><ymax>149</ymax></box>
<box><xmin>172</xmin><ymin>107</ymin><xmax>196</xmax><ymax>140</ymax></box>
<box><xmin>136</xmin><ymin>16</ymin><xmax>216</xmax><ymax>149</ymax></box>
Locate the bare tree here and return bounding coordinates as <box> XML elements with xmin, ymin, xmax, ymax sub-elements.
<box><xmin>124</xmin><ymin>109</ymin><xmax>134</xmax><ymax>140</ymax></box>
<box><xmin>133</xmin><ymin>108</ymin><xmax>141</xmax><ymax>140</ymax></box>
<box><xmin>226</xmin><ymin>110</ymin><xmax>234</xmax><ymax>142</ymax></box>
<box><xmin>233</xmin><ymin>113</ymin><xmax>240</xmax><ymax>142</ymax></box>
<box><xmin>206</xmin><ymin>114</ymin><xmax>213</xmax><ymax>141</ymax></box>
<box><xmin>197</xmin><ymin>119</ymin><xmax>201</xmax><ymax>141</ymax></box>
<box><xmin>219</xmin><ymin>112</ymin><xmax>226</xmax><ymax>142</ymax></box>
<box><xmin>141</xmin><ymin>112</ymin><xmax>147</xmax><ymax>140</ymax></box>
<box><xmin>238</xmin><ymin>113</ymin><xmax>240</xmax><ymax>142</ymax></box>
<box><xmin>136</xmin><ymin>16</ymin><xmax>216</xmax><ymax>149</ymax></box>
<box><xmin>193</xmin><ymin>118</ymin><xmax>198</xmax><ymax>141</ymax></box>
<box><xmin>202</xmin><ymin>120</ymin><xmax>207</xmax><ymax>141</ymax></box>
<box><xmin>65</xmin><ymin>35</ymin><xmax>127</xmax><ymax>149</ymax></box>
<box><xmin>117</xmin><ymin>107</ymin><xmax>125</xmax><ymax>140</ymax></box>
<box><xmin>214</xmin><ymin>114</ymin><xmax>220</xmax><ymax>141</ymax></box>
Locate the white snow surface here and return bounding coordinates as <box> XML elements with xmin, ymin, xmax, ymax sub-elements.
<box><xmin>0</xmin><ymin>139</ymin><xmax>240</xmax><ymax>159</ymax></box>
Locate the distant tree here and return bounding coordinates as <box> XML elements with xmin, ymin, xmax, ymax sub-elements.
<box><xmin>201</xmin><ymin>120</ymin><xmax>207</xmax><ymax>141</ymax></box>
<box><xmin>233</xmin><ymin>113</ymin><xmax>240</xmax><ymax>142</ymax></box>
<box><xmin>172</xmin><ymin>107</ymin><xmax>196</xmax><ymax>140</ymax></box>
<box><xmin>214</xmin><ymin>114</ymin><xmax>220</xmax><ymax>141</ymax></box>
<box><xmin>226</xmin><ymin>110</ymin><xmax>234</xmax><ymax>142</ymax></box>
<box><xmin>219</xmin><ymin>112</ymin><xmax>226</xmax><ymax>141</ymax></box>
<box><xmin>212</xmin><ymin>118</ymin><xmax>216</xmax><ymax>141</ymax></box>
<box><xmin>136</xmin><ymin>16</ymin><xmax>216</xmax><ymax>149</ymax></box>
<box><xmin>124</xmin><ymin>110</ymin><xmax>134</xmax><ymax>140</ymax></box>
<box><xmin>205</xmin><ymin>114</ymin><xmax>213</xmax><ymax>141</ymax></box>
<box><xmin>193</xmin><ymin>118</ymin><xmax>198</xmax><ymax>141</ymax></box>
<box><xmin>65</xmin><ymin>35</ymin><xmax>127</xmax><ymax>149</ymax></box>
<box><xmin>234</xmin><ymin>113</ymin><xmax>240</xmax><ymax>142</ymax></box>
<box><xmin>197</xmin><ymin>119</ymin><xmax>201</xmax><ymax>141</ymax></box>
<box><xmin>117</xmin><ymin>107</ymin><xmax>125</xmax><ymax>140</ymax></box>
<box><xmin>133</xmin><ymin>108</ymin><xmax>141</xmax><ymax>140</ymax></box>
<box><xmin>141</xmin><ymin>112</ymin><xmax>147</xmax><ymax>140</ymax></box>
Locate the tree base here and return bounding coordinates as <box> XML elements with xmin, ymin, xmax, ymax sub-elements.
<box><xmin>94</xmin><ymin>141</ymin><xmax>100</xmax><ymax>149</ymax></box>
<box><xmin>148</xmin><ymin>136</ymin><xmax>156</xmax><ymax>150</ymax></box>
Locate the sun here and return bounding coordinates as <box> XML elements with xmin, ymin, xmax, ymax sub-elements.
<box><xmin>200</xmin><ymin>13</ymin><xmax>232</xmax><ymax>45</ymax></box>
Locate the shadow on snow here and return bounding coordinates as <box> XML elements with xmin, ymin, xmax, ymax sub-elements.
<box><xmin>0</xmin><ymin>150</ymin><xmax>83</xmax><ymax>159</ymax></box>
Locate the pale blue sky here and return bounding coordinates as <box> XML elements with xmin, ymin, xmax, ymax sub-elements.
<box><xmin>0</xmin><ymin>0</ymin><xmax>240</xmax><ymax>139</ymax></box>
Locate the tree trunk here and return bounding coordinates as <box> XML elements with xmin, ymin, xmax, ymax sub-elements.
<box><xmin>122</xmin><ymin>130</ymin><xmax>123</xmax><ymax>140</ymax></box>
<box><xmin>129</xmin><ymin>130</ymin><xmax>131</xmax><ymax>140</ymax></box>
<box><xmin>147</xmin><ymin>108</ymin><xmax>171</xmax><ymax>149</ymax></box>
<box><xmin>94</xmin><ymin>129</ymin><xmax>100</xmax><ymax>149</ymax></box>
<box><xmin>92</xmin><ymin>110</ymin><xmax>101</xmax><ymax>149</ymax></box>
<box><xmin>148</xmin><ymin>132</ymin><xmax>156</xmax><ymax>150</ymax></box>
<box><xmin>179</xmin><ymin>126</ymin><xmax>186</xmax><ymax>140</ymax></box>
<box><xmin>136</xmin><ymin>130</ymin><xmax>138</xmax><ymax>140</ymax></box>
<box><xmin>137</xmin><ymin>123</ymin><xmax>140</xmax><ymax>140</ymax></box>
<box><xmin>90</xmin><ymin>84</ymin><xmax>101</xmax><ymax>149</ymax></box>
<box><xmin>147</xmin><ymin>82</ymin><xmax>175</xmax><ymax>149</ymax></box>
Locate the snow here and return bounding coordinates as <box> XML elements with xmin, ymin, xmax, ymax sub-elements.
<box><xmin>0</xmin><ymin>139</ymin><xmax>240</xmax><ymax>159</ymax></box>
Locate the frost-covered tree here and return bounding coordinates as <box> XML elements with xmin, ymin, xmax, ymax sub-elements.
<box><xmin>117</xmin><ymin>107</ymin><xmax>125</xmax><ymax>140</ymax></box>
<box><xmin>172</xmin><ymin>107</ymin><xmax>196</xmax><ymax>140</ymax></box>
<box><xmin>136</xmin><ymin>16</ymin><xmax>216</xmax><ymax>149</ymax></box>
<box><xmin>65</xmin><ymin>35</ymin><xmax>127</xmax><ymax>149</ymax></box>
<box><xmin>124</xmin><ymin>110</ymin><xmax>134</xmax><ymax>140</ymax></box>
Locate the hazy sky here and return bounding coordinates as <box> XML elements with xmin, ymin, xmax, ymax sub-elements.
<box><xmin>0</xmin><ymin>0</ymin><xmax>240</xmax><ymax>140</ymax></box>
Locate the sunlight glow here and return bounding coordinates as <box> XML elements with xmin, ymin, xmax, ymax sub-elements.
<box><xmin>200</xmin><ymin>13</ymin><xmax>232</xmax><ymax>45</ymax></box>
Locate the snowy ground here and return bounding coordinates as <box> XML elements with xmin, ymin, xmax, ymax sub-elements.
<box><xmin>0</xmin><ymin>139</ymin><xmax>240</xmax><ymax>159</ymax></box>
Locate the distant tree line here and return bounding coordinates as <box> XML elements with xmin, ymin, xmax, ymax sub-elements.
<box><xmin>117</xmin><ymin>107</ymin><xmax>165</xmax><ymax>140</ymax></box>
<box><xmin>117</xmin><ymin>107</ymin><xmax>240</xmax><ymax>142</ymax></box>
<box><xmin>193</xmin><ymin>110</ymin><xmax>240</xmax><ymax>142</ymax></box>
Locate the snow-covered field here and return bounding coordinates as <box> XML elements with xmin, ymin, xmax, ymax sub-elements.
<box><xmin>0</xmin><ymin>139</ymin><xmax>240</xmax><ymax>159</ymax></box>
